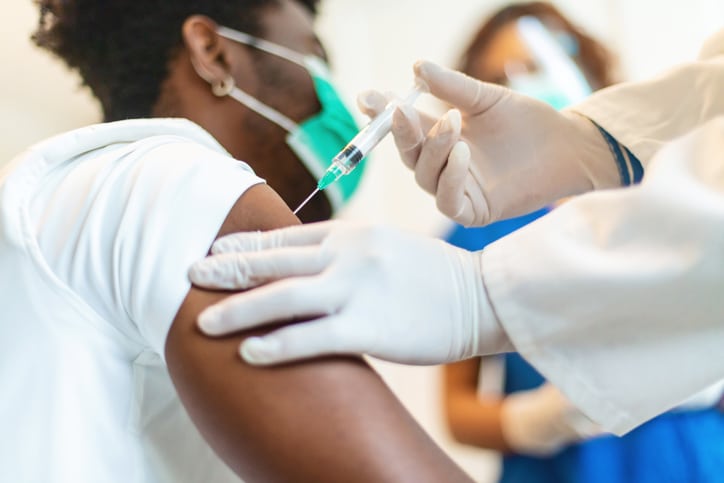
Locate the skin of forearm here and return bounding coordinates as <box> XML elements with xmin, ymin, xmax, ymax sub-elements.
<box><xmin>444</xmin><ymin>360</ymin><xmax>512</xmax><ymax>453</ymax></box>
<box><xmin>446</xmin><ymin>393</ymin><xmax>512</xmax><ymax>452</ymax></box>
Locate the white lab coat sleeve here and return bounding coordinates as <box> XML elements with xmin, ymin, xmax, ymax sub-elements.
<box><xmin>569</xmin><ymin>28</ymin><xmax>724</xmax><ymax>167</ymax></box>
<box><xmin>481</xmin><ymin>117</ymin><xmax>724</xmax><ymax>435</ymax></box>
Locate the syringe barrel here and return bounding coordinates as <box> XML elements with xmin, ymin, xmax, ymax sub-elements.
<box><xmin>332</xmin><ymin>145</ymin><xmax>365</xmax><ymax>174</ymax></box>
<box><xmin>331</xmin><ymin>86</ymin><xmax>422</xmax><ymax>175</ymax></box>
<box><xmin>351</xmin><ymin>106</ymin><xmax>395</xmax><ymax>155</ymax></box>
<box><xmin>333</xmin><ymin>105</ymin><xmax>396</xmax><ymax>174</ymax></box>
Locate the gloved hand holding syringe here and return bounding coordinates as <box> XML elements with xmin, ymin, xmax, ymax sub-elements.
<box><xmin>293</xmin><ymin>82</ymin><xmax>428</xmax><ymax>215</ymax></box>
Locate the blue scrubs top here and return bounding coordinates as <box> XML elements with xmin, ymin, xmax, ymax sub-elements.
<box><xmin>444</xmin><ymin>216</ymin><xmax>724</xmax><ymax>483</ymax></box>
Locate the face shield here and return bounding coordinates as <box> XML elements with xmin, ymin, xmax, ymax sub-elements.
<box><xmin>504</xmin><ymin>16</ymin><xmax>592</xmax><ymax>110</ymax></box>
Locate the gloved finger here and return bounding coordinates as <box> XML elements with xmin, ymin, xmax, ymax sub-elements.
<box><xmin>436</xmin><ymin>141</ymin><xmax>473</xmax><ymax>222</ymax></box>
<box><xmin>414</xmin><ymin>60</ymin><xmax>507</xmax><ymax>115</ymax></box>
<box><xmin>391</xmin><ymin>104</ymin><xmax>425</xmax><ymax>170</ymax></box>
<box><xmin>188</xmin><ymin>246</ymin><xmax>327</xmax><ymax>290</ymax></box>
<box><xmin>415</xmin><ymin>109</ymin><xmax>462</xmax><ymax>194</ymax></box>
<box><xmin>211</xmin><ymin>220</ymin><xmax>343</xmax><ymax>254</ymax></box>
<box><xmin>357</xmin><ymin>89</ymin><xmax>393</xmax><ymax>118</ymax></box>
<box><xmin>239</xmin><ymin>317</ymin><xmax>354</xmax><ymax>365</ymax></box>
<box><xmin>197</xmin><ymin>275</ymin><xmax>344</xmax><ymax>336</ymax></box>
<box><xmin>466</xmin><ymin>169</ymin><xmax>492</xmax><ymax>226</ymax></box>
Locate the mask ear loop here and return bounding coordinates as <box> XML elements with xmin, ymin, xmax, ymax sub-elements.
<box><xmin>228</xmin><ymin>85</ymin><xmax>299</xmax><ymax>133</ymax></box>
<box><xmin>216</xmin><ymin>25</ymin><xmax>308</xmax><ymax>67</ymax></box>
<box><xmin>191</xmin><ymin>55</ymin><xmax>298</xmax><ymax>133</ymax></box>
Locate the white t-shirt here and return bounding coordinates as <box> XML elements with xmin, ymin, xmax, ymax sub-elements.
<box><xmin>0</xmin><ymin>119</ymin><xmax>264</xmax><ymax>483</ymax></box>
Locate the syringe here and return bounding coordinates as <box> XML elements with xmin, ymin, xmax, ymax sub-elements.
<box><xmin>293</xmin><ymin>85</ymin><xmax>425</xmax><ymax>215</ymax></box>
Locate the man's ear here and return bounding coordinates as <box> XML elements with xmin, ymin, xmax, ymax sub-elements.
<box><xmin>182</xmin><ymin>15</ymin><xmax>239</xmax><ymax>86</ymax></box>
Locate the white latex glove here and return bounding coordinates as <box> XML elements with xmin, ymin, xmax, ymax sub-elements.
<box><xmin>188</xmin><ymin>221</ymin><xmax>511</xmax><ymax>365</ymax></box>
<box><xmin>501</xmin><ymin>383</ymin><xmax>604</xmax><ymax>457</ymax></box>
<box><xmin>357</xmin><ymin>61</ymin><xmax>619</xmax><ymax>227</ymax></box>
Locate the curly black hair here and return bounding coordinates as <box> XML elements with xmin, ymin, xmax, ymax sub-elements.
<box><xmin>33</xmin><ymin>0</ymin><xmax>320</xmax><ymax>121</ymax></box>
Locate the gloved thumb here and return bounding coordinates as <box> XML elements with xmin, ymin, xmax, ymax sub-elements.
<box><xmin>413</xmin><ymin>60</ymin><xmax>508</xmax><ymax>114</ymax></box>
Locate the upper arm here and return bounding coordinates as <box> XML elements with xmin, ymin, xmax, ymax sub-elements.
<box><xmin>165</xmin><ymin>184</ymin><xmax>472</xmax><ymax>483</ymax></box>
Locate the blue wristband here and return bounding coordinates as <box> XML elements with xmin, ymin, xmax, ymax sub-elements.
<box><xmin>592</xmin><ymin>122</ymin><xmax>644</xmax><ymax>186</ymax></box>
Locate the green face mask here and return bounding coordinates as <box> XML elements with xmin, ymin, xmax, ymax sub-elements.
<box><xmin>215</xmin><ymin>26</ymin><xmax>365</xmax><ymax>213</ymax></box>
<box><xmin>507</xmin><ymin>71</ymin><xmax>583</xmax><ymax>111</ymax></box>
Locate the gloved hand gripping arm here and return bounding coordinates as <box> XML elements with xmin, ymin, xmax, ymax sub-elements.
<box><xmin>189</xmin><ymin>221</ymin><xmax>511</xmax><ymax>365</ymax></box>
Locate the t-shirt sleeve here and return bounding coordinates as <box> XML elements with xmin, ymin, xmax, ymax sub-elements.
<box><xmin>33</xmin><ymin>136</ymin><xmax>264</xmax><ymax>356</ymax></box>
<box><xmin>116</xmin><ymin>140</ymin><xmax>265</xmax><ymax>355</ymax></box>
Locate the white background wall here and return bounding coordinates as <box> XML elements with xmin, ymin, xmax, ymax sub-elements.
<box><xmin>2</xmin><ymin>1</ymin><xmax>722</xmax><ymax>481</ymax></box>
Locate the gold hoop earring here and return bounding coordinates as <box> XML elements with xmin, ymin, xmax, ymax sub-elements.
<box><xmin>212</xmin><ymin>75</ymin><xmax>235</xmax><ymax>97</ymax></box>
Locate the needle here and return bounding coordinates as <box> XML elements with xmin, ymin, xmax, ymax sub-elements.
<box><xmin>293</xmin><ymin>188</ymin><xmax>319</xmax><ymax>215</ymax></box>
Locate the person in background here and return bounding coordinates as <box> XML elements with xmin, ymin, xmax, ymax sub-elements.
<box><xmin>442</xmin><ymin>4</ymin><xmax>724</xmax><ymax>483</ymax></box>
<box><xmin>445</xmin><ymin>1</ymin><xmax>615</xmax><ymax>255</ymax></box>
